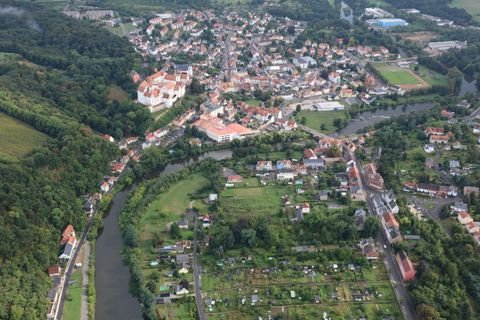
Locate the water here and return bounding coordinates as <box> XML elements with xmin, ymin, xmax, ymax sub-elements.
<box><xmin>340</xmin><ymin>1</ymin><xmax>353</xmax><ymax>25</ymax></box>
<box><xmin>94</xmin><ymin>149</ymin><xmax>232</xmax><ymax>320</ymax></box>
<box><xmin>333</xmin><ymin>102</ymin><xmax>435</xmax><ymax>136</ymax></box>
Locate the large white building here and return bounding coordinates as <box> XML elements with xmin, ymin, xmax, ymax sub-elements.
<box><xmin>137</xmin><ymin>67</ymin><xmax>192</xmax><ymax>112</ymax></box>
<box><xmin>193</xmin><ymin>115</ymin><xmax>255</xmax><ymax>143</ymax></box>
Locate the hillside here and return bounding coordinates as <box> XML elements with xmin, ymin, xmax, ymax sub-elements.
<box><xmin>0</xmin><ymin>2</ymin><xmax>149</xmax><ymax>319</ymax></box>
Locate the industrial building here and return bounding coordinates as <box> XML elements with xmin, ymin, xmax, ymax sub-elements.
<box><xmin>375</xmin><ymin>18</ymin><xmax>408</xmax><ymax>28</ymax></box>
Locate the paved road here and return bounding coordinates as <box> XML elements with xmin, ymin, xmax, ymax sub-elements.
<box><xmin>80</xmin><ymin>242</ymin><xmax>90</xmax><ymax>320</ymax></box>
<box><xmin>193</xmin><ymin>212</ymin><xmax>207</xmax><ymax>320</ymax></box>
<box><xmin>347</xmin><ymin>149</ymin><xmax>416</xmax><ymax>320</ymax></box>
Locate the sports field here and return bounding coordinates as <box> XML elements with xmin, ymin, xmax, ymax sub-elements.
<box><xmin>0</xmin><ymin>112</ymin><xmax>48</xmax><ymax>160</ymax></box>
<box><xmin>373</xmin><ymin>63</ymin><xmax>429</xmax><ymax>90</ymax></box>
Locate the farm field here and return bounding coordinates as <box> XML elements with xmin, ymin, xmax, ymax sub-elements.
<box><xmin>372</xmin><ymin>63</ymin><xmax>430</xmax><ymax>90</ymax></box>
<box><xmin>295</xmin><ymin>110</ymin><xmax>347</xmax><ymax>132</ymax></box>
<box><xmin>0</xmin><ymin>112</ymin><xmax>48</xmax><ymax>160</ymax></box>
<box><xmin>451</xmin><ymin>0</ymin><xmax>480</xmax><ymax>22</ymax></box>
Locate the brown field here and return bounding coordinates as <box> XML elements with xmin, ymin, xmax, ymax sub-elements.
<box><xmin>393</xmin><ymin>31</ymin><xmax>437</xmax><ymax>44</ymax></box>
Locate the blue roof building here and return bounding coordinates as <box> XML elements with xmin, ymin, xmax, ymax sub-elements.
<box><xmin>376</xmin><ymin>18</ymin><xmax>407</xmax><ymax>28</ymax></box>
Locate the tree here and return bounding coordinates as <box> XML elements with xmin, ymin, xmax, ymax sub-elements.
<box><xmin>170</xmin><ymin>222</ymin><xmax>180</xmax><ymax>239</ymax></box>
<box><xmin>241</xmin><ymin>228</ymin><xmax>257</xmax><ymax>247</ymax></box>
<box><xmin>296</xmin><ymin>104</ymin><xmax>302</xmax><ymax>112</ymax></box>
<box><xmin>416</xmin><ymin>303</ymin><xmax>441</xmax><ymax>320</ymax></box>
<box><xmin>363</xmin><ymin>216</ymin><xmax>380</xmax><ymax>238</ymax></box>
<box><xmin>300</xmin><ymin>116</ymin><xmax>307</xmax><ymax>125</ymax></box>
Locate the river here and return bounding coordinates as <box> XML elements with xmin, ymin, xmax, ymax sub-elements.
<box><xmin>94</xmin><ymin>149</ymin><xmax>232</xmax><ymax>320</ymax></box>
<box><xmin>332</xmin><ymin>102</ymin><xmax>434</xmax><ymax>137</ymax></box>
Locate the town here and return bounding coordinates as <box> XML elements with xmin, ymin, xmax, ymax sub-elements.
<box><xmin>2</xmin><ymin>0</ymin><xmax>480</xmax><ymax>320</ymax></box>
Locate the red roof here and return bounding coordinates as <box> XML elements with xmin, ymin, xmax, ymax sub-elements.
<box><xmin>61</xmin><ymin>225</ymin><xmax>75</xmax><ymax>245</ymax></box>
<box><xmin>48</xmin><ymin>266</ymin><xmax>61</xmax><ymax>277</ymax></box>
<box><xmin>383</xmin><ymin>212</ymin><xmax>399</xmax><ymax>228</ymax></box>
<box><xmin>303</xmin><ymin>148</ymin><xmax>317</xmax><ymax>159</ymax></box>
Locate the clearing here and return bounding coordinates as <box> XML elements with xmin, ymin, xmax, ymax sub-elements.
<box><xmin>0</xmin><ymin>112</ymin><xmax>48</xmax><ymax>160</ymax></box>
<box><xmin>106</xmin><ymin>85</ymin><xmax>129</xmax><ymax>102</ymax></box>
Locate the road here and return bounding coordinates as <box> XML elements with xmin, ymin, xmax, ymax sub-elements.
<box><xmin>193</xmin><ymin>211</ymin><xmax>207</xmax><ymax>320</ymax></box>
<box><xmin>346</xmin><ymin>148</ymin><xmax>416</xmax><ymax>320</ymax></box>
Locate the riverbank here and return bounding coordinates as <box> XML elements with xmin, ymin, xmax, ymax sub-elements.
<box><xmin>94</xmin><ymin>150</ymin><xmax>232</xmax><ymax>320</ymax></box>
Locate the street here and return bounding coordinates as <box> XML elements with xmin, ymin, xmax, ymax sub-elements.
<box><xmin>349</xmin><ymin>149</ymin><xmax>416</xmax><ymax>320</ymax></box>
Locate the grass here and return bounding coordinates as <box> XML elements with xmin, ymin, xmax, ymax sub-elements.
<box><xmin>106</xmin><ymin>85</ymin><xmax>129</xmax><ymax>102</ymax></box>
<box><xmin>139</xmin><ymin>174</ymin><xmax>210</xmax><ymax>240</ymax></box>
<box><xmin>451</xmin><ymin>0</ymin><xmax>480</xmax><ymax>22</ymax></box>
<box><xmin>0</xmin><ymin>112</ymin><xmax>48</xmax><ymax>160</ymax></box>
<box><xmin>413</xmin><ymin>65</ymin><xmax>448</xmax><ymax>87</ymax></box>
<box><xmin>243</xmin><ymin>99</ymin><xmax>262</xmax><ymax>106</ymax></box>
<box><xmin>295</xmin><ymin>110</ymin><xmax>347</xmax><ymax>132</ymax></box>
<box><xmin>62</xmin><ymin>269</ymin><xmax>83</xmax><ymax>320</ymax></box>
<box><xmin>373</xmin><ymin>64</ymin><xmax>422</xmax><ymax>86</ymax></box>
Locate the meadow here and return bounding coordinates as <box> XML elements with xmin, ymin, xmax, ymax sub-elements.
<box><xmin>373</xmin><ymin>63</ymin><xmax>423</xmax><ymax>86</ymax></box>
<box><xmin>0</xmin><ymin>112</ymin><xmax>48</xmax><ymax>160</ymax></box>
<box><xmin>62</xmin><ymin>270</ymin><xmax>83</xmax><ymax>320</ymax></box>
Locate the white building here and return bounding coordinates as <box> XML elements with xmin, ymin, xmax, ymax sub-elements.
<box><xmin>137</xmin><ymin>69</ymin><xmax>191</xmax><ymax>112</ymax></box>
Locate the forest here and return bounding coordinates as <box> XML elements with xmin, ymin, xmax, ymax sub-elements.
<box><xmin>0</xmin><ymin>2</ymin><xmax>147</xmax><ymax>319</ymax></box>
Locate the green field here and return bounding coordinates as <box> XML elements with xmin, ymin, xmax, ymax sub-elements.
<box><xmin>139</xmin><ymin>174</ymin><xmax>210</xmax><ymax>241</ymax></box>
<box><xmin>412</xmin><ymin>65</ymin><xmax>448</xmax><ymax>87</ymax></box>
<box><xmin>373</xmin><ymin>64</ymin><xmax>423</xmax><ymax>86</ymax></box>
<box><xmin>62</xmin><ymin>270</ymin><xmax>82</xmax><ymax>320</ymax></box>
<box><xmin>0</xmin><ymin>112</ymin><xmax>48</xmax><ymax>160</ymax></box>
<box><xmin>451</xmin><ymin>0</ymin><xmax>480</xmax><ymax>22</ymax></box>
<box><xmin>295</xmin><ymin>110</ymin><xmax>347</xmax><ymax>132</ymax></box>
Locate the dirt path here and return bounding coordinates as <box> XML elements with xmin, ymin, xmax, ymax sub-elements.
<box><xmin>80</xmin><ymin>241</ymin><xmax>90</xmax><ymax>320</ymax></box>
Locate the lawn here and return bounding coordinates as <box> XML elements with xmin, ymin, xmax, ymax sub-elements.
<box><xmin>0</xmin><ymin>112</ymin><xmax>48</xmax><ymax>160</ymax></box>
<box><xmin>221</xmin><ymin>184</ymin><xmax>289</xmax><ymax>217</ymax></box>
<box><xmin>412</xmin><ymin>65</ymin><xmax>448</xmax><ymax>87</ymax></box>
<box><xmin>243</xmin><ymin>99</ymin><xmax>262</xmax><ymax>106</ymax></box>
<box><xmin>451</xmin><ymin>0</ymin><xmax>480</xmax><ymax>22</ymax></box>
<box><xmin>139</xmin><ymin>174</ymin><xmax>210</xmax><ymax>241</ymax></box>
<box><xmin>373</xmin><ymin>64</ymin><xmax>423</xmax><ymax>86</ymax></box>
<box><xmin>62</xmin><ymin>270</ymin><xmax>82</xmax><ymax>320</ymax></box>
<box><xmin>295</xmin><ymin>110</ymin><xmax>347</xmax><ymax>132</ymax></box>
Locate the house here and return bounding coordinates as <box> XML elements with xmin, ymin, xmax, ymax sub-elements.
<box><xmin>303</xmin><ymin>158</ymin><xmax>325</xmax><ymax>169</ymax></box>
<box><xmin>424</xmin><ymin>127</ymin><xmax>444</xmax><ymax>136</ymax></box>
<box><xmin>276</xmin><ymin>160</ymin><xmax>293</xmax><ymax>170</ymax></box>
<box><xmin>458</xmin><ymin>211</ymin><xmax>473</xmax><ymax>225</ymax></box>
<box><xmin>473</xmin><ymin>232</ymin><xmax>480</xmax><ymax>246</ymax></box>
<box><xmin>303</xmin><ymin>148</ymin><xmax>317</xmax><ymax>160</ymax></box>
<box><xmin>397</xmin><ymin>251</ymin><xmax>415</xmax><ymax>281</ymax></box>
<box><xmin>465</xmin><ymin>221</ymin><xmax>479</xmax><ymax>234</ymax></box>
<box><xmin>209</xmin><ymin>193</ymin><xmax>218</xmax><ymax>202</ymax></box>
<box><xmin>102</xmin><ymin>134</ymin><xmax>115</xmax><ymax>143</ymax></box>
<box><xmin>297</xmin><ymin>203</ymin><xmax>310</xmax><ymax>214</ymax></box>
<box><xmin>354</xmin><ymin>208</ymin><xmax>367</xmax><ymax>231</ymax></box>
<box><xmin>450</xmin><ymin>201</ymin><xmax>468</xmax><ymax>212</ymax></box>
<box><xmin>175</xmin><ymin>279</ymin><xmax>190</xmax><ymax>295</ymax></box>
<box><xmin>59</xmin><ymin>237</ymin><xmax>76</xmax><ymax>260</ymax></box>
<box><xmin>423</xmin><ymin>144</ymin><xmax>435</xmax><ymax>153</ymax></box>
<box><xmin>318</xmin><ymin>190</ymin><xmax>329</xmax><ymax>201</ymax></box>
<box><xmin>47</xmin><ymin>266</ymin><xmax>61</xmax><ymax>277</ymax></box>
<box><xmin>178</xmin><ymin>218</ymin><xmax>189</xmax><ymax>230</ymax></box>
<box><xmin>328</xmin><ymin>71</ymin><xmax>341</xmax><ymax>84</ymax></box>
<box><xmin>277</xmin><ymin>170</ymin><xmax>296</xmax><ymax>181</ymax></box>
<box><xmin>61</xmin><ymin>225</ymin><xmax>76</xmax><ymax>245</ymax></box>
<box><xmin>364</xmin><ymin>163</ymin><xmax>384</xmax><ymax>191</ymax></box>
<box><xmin>175</xmin><ymin>254</ymin><xmax>191</xmax><ymax>266</ymax></box>
<box><xmin>251</xmin><ymin>294</ymin><xmax>259</xmax><ymax>305</ymax></box>
<box><xmin>100</xmin><ymin>181</ymin><xmax>110</xmax><ymax>193</ymax></box>
<box><xmin>227</xmin><ymin>175</ymin><xmax>243</xmax><ymax>183</ymax></box>
<box><xmin>256</xmin><ymin>160</ymin><xmax>273</xmax><ymax>172</ymax></box>
<box><xmin>200</xmin><ymin>215</ymin><xmax>212</xmax><ymax>228</ymax></box>
<box><xmin>430</xmin><ymin>135</ymin><xmax>449</xmax><ymax>144</ymax></box>
<box><xmin>449</xmin><ymin>160</ymin><xmax>460</xmax><ymax>169</ymax></box>
<box><xmin>360</xmin><ymin>241</ymin><xmax>379</xmax><ymax>260</ymax></box>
